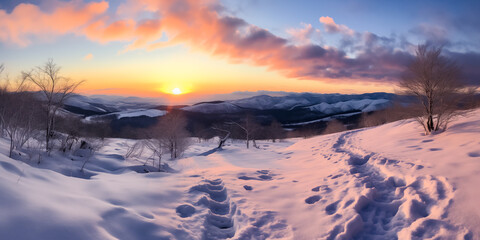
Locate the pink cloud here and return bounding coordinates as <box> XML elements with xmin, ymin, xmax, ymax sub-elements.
<box><xmin>319</xmin><ymin>16</ymin><xmax>355</xmax><ymax>36</ymax></box>
<box><xmin>0</xmin><ymin>0</ymin><xmax>420</xmax><ymax>84</ymax></box>
<box><xmin>0</xmin><ymin>1</ymin><xmax>108</xmax><ymax>46</ymax></box>
<box><xmin>98</xmin><ymin>0</ymin><xmax>412</xmax><ymax>82</ymax></box>
<box><xmin>286</xmin><ymin>23</ymin><xmax>321</xmax><ymax>45</ymax></box>
<box><xmin>84</xmin><ymin>19</ymin><xmax>136</xmax><ymax>43</ymax></box>
<box><xmin>83</xmin><ymin>53</ymin><xmax>93</xmax><ymax>60</ymax></box>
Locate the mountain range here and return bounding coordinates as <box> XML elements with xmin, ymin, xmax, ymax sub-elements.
<box><xmin>63</xmin><ymin>92</ymin><xmax>398</xmax><ymax>132</ymax></box>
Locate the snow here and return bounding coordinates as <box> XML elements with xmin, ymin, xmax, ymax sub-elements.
<box><xmin>231</xmin><ymin>95</ymin><xmax>311</xmax><ymax>110</ymax></box>
<box><xmin>85</xmin><ymin>109</ymin><xmax>167</xmax><ymax>121</ymax></box>
<box><xmin>64</xmin><ymin>94</ymin><xmax>162</xmax><ymax>113</ymax></box>
<box><xmin>116</xmin><ymin>109</ymin><xmax>167</xmax><ymax>119</ymax></box>
<box><xmin>1</xmin><ymin>109</ymin><xmax>479</xmax><ymax>239</ymax></box>
<box><xmin>183</xmin><ymin>93</ymin><xmax>394</xmax><ymax>114</ymax></box>
<box><xmin>308</xmin><ymin>99</ymin><xmax>390</xmax><ymax>114</ymax></box>
<box><xmin>182</xmin><ymin>102</ymin><xmax>242</xmax><ymax>114</ymax></box>
<box><xmin>282</xmin><ymin>112</ymin><xmax>360</xmax><ymax>127</ymax></box>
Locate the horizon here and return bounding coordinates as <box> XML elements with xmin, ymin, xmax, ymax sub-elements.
<box><xmin>76</xmin><ymin>90</ymin><xmax>396</xmax><ymax>105</ymax></box>
<box><xmin>1</xmin><ymin>0</ymin><xmax>480</xmax><ymax>104</ymax></box>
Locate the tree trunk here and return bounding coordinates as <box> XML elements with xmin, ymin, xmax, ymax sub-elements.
<box><xmin>427</xmin><ymin>114</ymin><xmax>434</xmax><ymax>132</ymax></box>
<box><xmin>9</xmin><ymin>134</ymin><xmax>14</xmax><ymax>158</ymax></box>
<box><xmin>46</xmin><ymin>115</ymin><xmax>52</xmax><ymax>152</ymax></box>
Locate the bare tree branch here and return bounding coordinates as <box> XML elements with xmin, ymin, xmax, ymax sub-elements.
<box><xmin>398</xmin><ymin>44</ymin><xmax>478</xmax><ymax>134</ymax></box>
<box><xmin>22</xmin><ymin>59</ymin><xmax>84</xmax><ymax>152</ymax></box>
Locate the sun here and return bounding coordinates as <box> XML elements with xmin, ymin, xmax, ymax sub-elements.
<box><xmin>171</xmin><ymin>88</ymin><xmax>182</xmax><ymax>95</ymax></box>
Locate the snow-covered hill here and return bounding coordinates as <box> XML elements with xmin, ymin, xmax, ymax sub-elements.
<box><xmin>64</xmin><ymin>92</ymin><xmax>395</xmax><ymax>116</ymax></box>
<box><xmin>86</xmin><ymin>109</ymin><xmax>167</xmax><ymax>121</ymax></box>
<box><xmin>307</xmin><ymin>98</ymin><xmax>390</xmax><ymax>114</ymax></box>
<box><xmin>182</xmin><ymin>92</ymin><xmax>395</xmax><ymax>115</ymax></box>
<box><xmin>1</xmin><ymin>109</ymin><xmax>478</xmax><ymax>239</ymax></box>
<box><xmin>61</xmin><ymin>92</ymin><xmax>397</xmax><ymax>129</ymax></box>
<box><xmin>63</xmin><ymin>94</ymin><xmax>163</xmax><ymax>116</ymax></box>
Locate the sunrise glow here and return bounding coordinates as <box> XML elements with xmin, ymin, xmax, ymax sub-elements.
<box><xmin>0</xmin><ymin>0</ymin><xmax>477</xmax><ymax>104</ymax></box>
<box><xmin>172</xmin><ymin>88</ymin><xmax>182</xmax><ymax>95</ymax></box>
<box><xmin>0</xmin><ymin>1</ymin><xmax>479</xmax><ymax>239</ymax></box>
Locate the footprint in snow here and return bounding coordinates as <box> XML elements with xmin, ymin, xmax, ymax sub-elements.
<box><xmin>325</xmin><ymin>201</ymin><xmax>340</xmax><ymax>215</ymax></box>
<box><xmin>190</xmin><ymin>179</ymin><xmax>237</xmax><ymax>239</ymax></box>
<box><xmin>305</xmin><ymin>195</ymin><xmax>321</xmax><ymax>204</ymax></box>
<box><xmin>238</xmin><ymin>170</ymin><xmax>275</xmax><ymax>181</ymax></box>
<box><xmin>468</xmin><ymin>151</ymin><xmax>480</xmax><ymax>157</ymax></box>
<box><xmin>176</xmin><ymin>204</ymin><xmax>196</xmax><ymax>218</ymax></box>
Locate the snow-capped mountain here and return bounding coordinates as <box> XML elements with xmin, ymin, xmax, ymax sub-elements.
<box><xmin>86</xmin><ymin>109</ymin><xmax>167</xmax><ymax>121</ymax></box>
<box><xmin>307</xmin><ymin>99</ymin><xmax>391</xmax><ymax>114</ymax></box>
<box><xmin>61</xmin><ymin>92</ymin><xmax>398</xmax><ymax>130</ymax></box>
<box><xmin>183</xmin><ymin>92</ymin><xmax>395</xmax><ymax>116</ymax></box>
<box><xmin>64</xmin><ymin>94</ymin><xmax>162</xmax><ymax>114</ymax></box>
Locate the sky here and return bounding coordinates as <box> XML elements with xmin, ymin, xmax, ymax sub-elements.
<box><xmin>0</xmin><ymin>0</ymin><xmax>479</xmax><ymax>104</ymax></box>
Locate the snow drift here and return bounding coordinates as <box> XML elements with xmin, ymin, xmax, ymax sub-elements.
<box><xmin>0</xmin><ymin>109</ymin><xmax>479</xmax><ymax>239</ymax></box>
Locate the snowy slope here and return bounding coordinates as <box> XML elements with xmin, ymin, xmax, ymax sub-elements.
<box><xmin>0</xmin><ymin>109</ymin><xmax>479</xmax><ymax>239</ymax></box>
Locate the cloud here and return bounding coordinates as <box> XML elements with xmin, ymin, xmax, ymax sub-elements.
<box><xmin>319</xmin><ymin>16</ymin><xmax>354</xmax><ymax>36</ymax></box>
<box><xmin>83</xmin><ymin>53</ymin><xmax>93</xmax><ymax>60</ymax></box>
<box><xmin>84</xmin><ymin>19</ymin><xmax>136</xmax><ymax>43</ymax></box>
<box><xmin>445</xmin><ymin>50</ymin><xmax>480</xmax><ymax>86</ymax></box>
<box><xmin>286</xmin><ymin>23</ymin><xmax>321</xmax><ymax>45</ymax></box>
<box><xmin>1</xmin><ymin>0</ymin><xmax>479</xmax><ymax>86</ymax></box>
<box><xmin>0</xmin><ymin>1</ymin><xmax>108</xmax><ymax>46</ymax></box>
<box><xmin>0</xmin><ymin>0</ymin><xmax>410</xmax><ymax>82</ymax></box>
<box><xmin>409</xmin><ymin>23</ymin><xmax>449</xmax><ymax>46</ymax></box>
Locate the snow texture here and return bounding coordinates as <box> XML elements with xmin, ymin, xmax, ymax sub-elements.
<box><xmin>0</xmin><ymin>109</ymin><xmax>479</xmax><ymax>239</ymax></box>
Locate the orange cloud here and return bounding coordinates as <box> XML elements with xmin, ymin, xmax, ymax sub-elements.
<box><xmin>84</xmin><ymin>19</ymin><xmax>136</xmax><ymax>43</ymax></box>
<box><xmin>0</xmin><ymin>1</ymin><xmax>108</xmax><ymax>46</ymax></box>
<box><xmin>83</xmin><ymin>53</ymin><xmax>93</xmax><ymax>60</ymax></box>
<box><xmin>0</xmin><ymin>0</ymin><xmax>414</xmax><ymax>84</ymax></box>
<box><xmin>286</xmin><ymin>23</ymin><xmax>322</xmax><ymax>45</ymax></box>
<box><xmin>115</xmin><ymin>0</ymin><xmax>409</xmax><ymax>83</ymax></box>
<box><xmin>319</xmin><ymin>16</ymin><xmax>355</xmax><ymax>36</ymax></box>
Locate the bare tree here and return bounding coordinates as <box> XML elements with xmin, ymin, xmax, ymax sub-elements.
<box><xmin>0</xmin><ymin>64</ymin><xmax>6</xmax><ymax>135</ymax></box>
<box><xmin>22</xmin><ymin>59</ymin><xmax>84</xmax><ymax>152</ymax></box>
<box><xmin>227</xmin><ymin>114</ymin><xmax>261</xmax><ymax>149</ymax></box>
<box><xmin>211</xmin><ymin>125</ymin><xmax>231</xmax><ymax>149</ymax></box>
<box><xmin>399</xmin><ymin>44</ymin><xmax>477</xmax><ymax>134</ymax></box>
<box><xmin>323</xmin><ymin>119</ymin><xmax>347</xmax><ymax>135</ymax></box>
<box><xmin>125</xmin><ymin>140</ymin><xmax>146</xmax><ymax>159</ymax></box>
<box><xmin>1</xmin><ymin>94</ymin><xmax>41</xmax><ymax>157</ymax></box>
<box><xmin>143</xmin><ymin>138</ymin><xmax>164</xmax><ymax>170</ymax></box>
<box><xmin>150</xmin><ymin>111</ymin><xmax>190</xmax><ymax>159</ymax></box>
<box><xmin>0</xmin><ymin>67</ymin><xmax>42</xmax><ymax>157</ymax></box>
<box><xmin>54</xmin><ymin>115</ymin><xmax>79</xmax><ymax>153</ymax></box>
<box><xmin>80</xmin><ymin>138</ymin><xmax>105</xmax><ymax>172</ymax></box>
<box><xmin>265</xmin><ymin>120</ymin><xmax>285</xmax><ymax>142</ymax></box>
